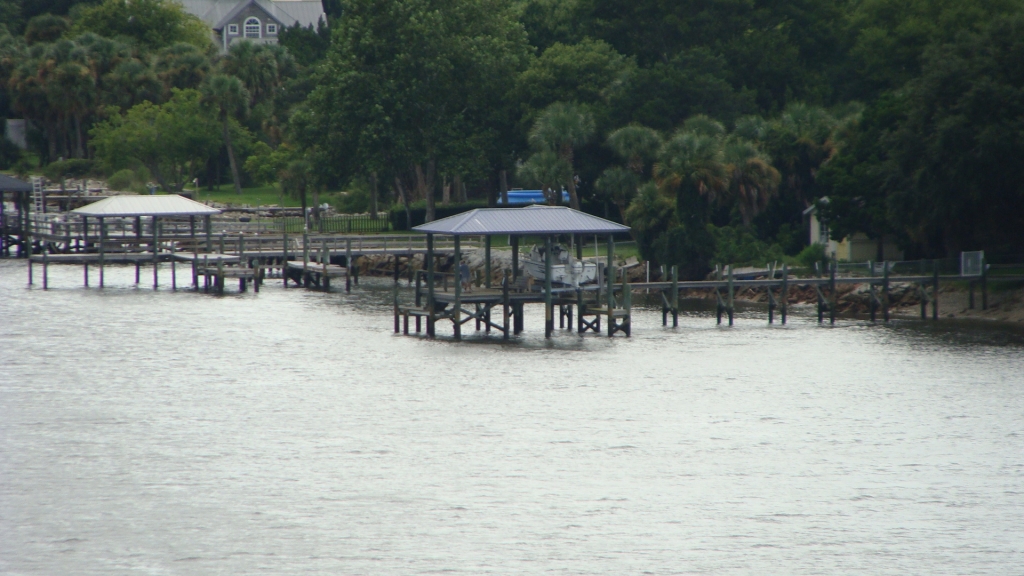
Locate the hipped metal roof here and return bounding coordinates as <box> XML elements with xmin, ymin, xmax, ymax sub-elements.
<box><xmin>72</xmin><ymin>195</ymin><xmax>222</xmax><ymax>218</ymax></box>
<box><xmin>0</xmin><ymin>174</ymin><xmax>32</xmax><ymax>193</ymax></box>
<box><xmin>412</xmin><ymin>206</ymin><xmax>631</xmax><ymax>236</ymax></box>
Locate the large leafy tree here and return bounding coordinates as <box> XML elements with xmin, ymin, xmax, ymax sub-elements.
<box><xmin>72</xmin><ymin>0</ymin><xmax>212</xmax><ymax>51</ymax></box>
<box><xmin>90</xmin><ymin>88</ymin><xmax>220</xmax><ymax>191</ymax></box>
<box><xmin>305</xmin><ymin>0</ymin><xmax>530</xmax><ymax>221</ymax></box>
<box><xmin>885</xmin><ymin>12</ymin><xmax>1024</xmax><ymax>255</ymax></box>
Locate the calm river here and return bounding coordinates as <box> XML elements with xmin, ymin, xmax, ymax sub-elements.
<box><xmin>1</xmin><ymin>261</ymin><xmax>1022</xmax><ymax>575</ymax></box>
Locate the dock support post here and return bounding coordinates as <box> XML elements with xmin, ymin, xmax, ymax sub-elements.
<box><xmin>171</xmin><ymin>240</ymin><xmax>177</xmax><ymax>290</ymax></box>
<box><xmin>217</xmin><ymin>258</ymin><xmax>224</xmax><ymax>295</ymax></box>
<box><xmin>932</xmin><ymin>259</ymin><xmax>939</xmax><ymax>320</ymax></box>
<box><xmin>606</xmin><ymin>235</ymin><xmax>614</xmax><ymax>337</ymax></box>
<box><xmin>781</xmin><ymin>264</ymin><xmax>789</xmax><ymax>324</ymax></box>
<box><xmin>727</xmin><ymin>265</ymin><xmax>734</xmax><ymax>326</ymax></box>
<box><xmin>503</xmin><ymin>269</ymin><xmax>510</xmax><ymax>339</ymax></box>
<box><xmin>545</xmin><ymin>235</ymin><xmax>553</xmax><ymax>338</ymax></box>
<box><xmin>84</xmin><ymin>260</ymin><xmax>89</xmax><ymax>287</ymax></box>
<box><xmin>454</xmin><ymin>235</ymin><xmax>462</xmax><ymax>340</ymax></box>
<box><xmin>883</xmin><ymin>261</ymin><xmax>890</xmax><ymax>322</ymax></box>
<box><xmin>302</xmin><ymin>232</ymin><xmax>309</xmax><ymax>288</ymax></box>
<box><xmin>868</xmin><ymin>261</ymin><xmax>877</xmax><ymax>321</ymax></box>
<box><xmin>346</xmin><ymin>239</ymin><xmax>352</xmax><ymax>292</ymax></box>
<box><xmin>322</xmin><ymin>240</ymin><xmax>330</xmax><ymax>291</ymax></box>
<box><xmin>42</xmin><ymin>249</ymin><xmax>48</xmax><ymax>290</ymax></box>
<box><xmin>204</xmin><ymin>215</ymin><xmax>212</xmax><ymax>253</ymax></box>
<box><xmin>282</xmin><ymin>231</ymin><xmax>289</xmax><ymax>287</ymax></box>
<box><xmin>426</xmin><ymin>234</ymin><xmax>435</xmax><ymax>337</ymax></box>
<box><xmin>98</xmin><ymin>217</ymin><xmax>105</xmax><ymax>289</ymax></box>
<box><xmin>511</xmin><ymin>236</ymin><xmax>519</xmax><ymax>281</ymax></box>
<box><xmin>484</xmin><ymin>235</ymin><xmax>491</xmax><ymax>289</ymax></box>
<box><xmin>153</xmin><ymin>217</ymin><xmax>159</xmax><ymax>289</ymax></box>
<box><xmin>189</xmin><ymin>216</ymin><xmax>196</xmax><ymax>252</ymax></box>
<box><xmin>135</xmin><ymin>216</ymin><xmax>142</xmax><ymax>284</ymax></box>
<box><xmin>671</xmin><ymin>266</ymin><xmax>679</xmax><ymax>327</ymax></box>
<box><xmin>829</xmin><ymin>260</ymin><xmax>836</xmax><ymax>325</ymax></box>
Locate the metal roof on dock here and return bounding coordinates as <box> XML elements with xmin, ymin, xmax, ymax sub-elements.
<box><xmin>412</xmin><ymin>206</ymin><xmax>630</xmax><ymax>236</ymax></box>
<box><xmin>72</xmin><ymin>195</ymin><xmax>222</xmax><ymax>217</ymax></box>
<box><xmin>0</xmin><ymin>174</ymin><xmax>32</xmax><ymax>192</ymax></box>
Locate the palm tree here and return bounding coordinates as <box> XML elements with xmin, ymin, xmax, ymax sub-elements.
<box><xmin>201</xmin><ymin>74</ymin><xmax>250</xmax><ymax>195</ymax></box>
<box><xmin>682</xmin><ymin>114</ymin><xmax>726</xmax><ymax>138</ymax></box>
<box><xmin>654</xmin><ymin>131</ymin><xmax>728</xmax><ymax>228</ymax></box>
<box><xmin>154</xmin><ymin>43</ymin><xmax>211</xmax><ymax>95</ymax></box>
<box><xmin>606</xmin><ymin>124</ymin><xmax>661</xmax><ymax>175</ymax></box>
<box><xmin>223</xmin><ymin>42</ymin><xmax>279</xmax><ymax>108</ymax></box>
<box><xmin>280</xmin><ymin>159</ymin><xmax>315</xmax><ymax>230</ymax></box>
<box><xmin>595</xmin><ymin>166</ymin><xmax>639</xmax><ymax>221</ymax></box>
<box><xmin>527</xmin><ymin>102</ymin><xmax>594</xmax><ymax>210</ymax></box>
<box><xmin>518</xmin><ymin>150</ymin><xmax>572</xmax><ymax>205</ymax></box>
<box><xmin>770</xmin><ymin>102</ymin><xmax>837</xmax><ymax>206</ymax></box>
<box><xmin>723</xmin><ymin>139</ymin><xmax>780</xmax><ymax>227</ymax></box>
<box><xmin>104</xmin><ymin>59</ymin><xmax>161</xmax><ymax>109</ymax></box>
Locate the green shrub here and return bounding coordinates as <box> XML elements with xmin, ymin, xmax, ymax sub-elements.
<box><xmin>43</xmin><ymin>159</ymin><xmax>94</xmax><ymax>182</ymax></box>
<box><xmin>797</xmin><ymin>242</ymin><xmax>829</xmax><ymax>270</ymax></box>
<box><xmin>107</xmin><ymin>169</ymin><xmax>135</xmax><ymax>191</ymax></box>
<box><xmin>710</xmin><ymin>225</ymin><xmax>786</xmax><ymax>266</ymax></box>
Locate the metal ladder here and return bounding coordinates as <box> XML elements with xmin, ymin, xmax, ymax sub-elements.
<box><xmin>31</xmin><ymin>176</ymin><xmax>43</xmax><ymax>213</ymax></box>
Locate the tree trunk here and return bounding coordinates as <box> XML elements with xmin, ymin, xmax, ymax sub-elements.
<box><xmin>394</xmin><ymin>176</ymin><xmax>412</xmax><ymax>229</ymax></box>
<box><xmin>417</xmin><ymin>161</ymin><xmax>436</xmax><ymax>222</ymax></box>
<box><xmin>148</xmin><ymin>162</ymin><xmax>172</xmax><ymax>193</ymax></box>
<box><xmin>564</xmin><ymin>146</ymin><xmax>580</xmax><ymax>210</ymax></box>
<box><xmin>442</xmin><ymin>176</ymin><xmax>450</xmax><ymax>205</ymax></box>
<box><xmin>369</xmin><ymin>171</ymin><xmax>378</xmax><ymax>219</ymax></box>
<box><xmin>74</xmin><ymin>114</ymin><xmax>85</xmax><ymax>159</ymax></box>
<box><xmin>222</xmin><ymin>117</ymin><xmax>243</xmax><ymax>195</ymax></box>
<box><xmin>876</xmin><ymin>234</ymin><xmax>885</xmax><ymax>262</ymax></box>
<box><xmin>300</xmin><ymin>185</ymin><xmax>309</xmax><ymax>230</ymax></box>
<box><xmin>499</xmin><ymin>169</ymin><xmax>508</xmax><ymax>206</ymax></box>
<box><xmin>452</xmin><ymin>174</ymin><xmax>462</xmax><ymax>205</ymax></box>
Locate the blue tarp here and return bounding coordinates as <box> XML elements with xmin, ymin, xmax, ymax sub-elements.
<box><xmin>496</xmin><ymin>190</ymin><xmax>571</xmax><ymax>205</ymax></box>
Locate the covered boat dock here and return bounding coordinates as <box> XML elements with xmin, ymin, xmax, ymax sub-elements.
<box><xmin>403</xmin><ymin>206</ymin><xmax>632</xmax><ymax>340</ymax></box>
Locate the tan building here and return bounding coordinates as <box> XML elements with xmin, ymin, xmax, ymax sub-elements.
<box><xmin>805</xmin><ymin>199</ymin><xmax>903</xmax><ymax>262</ymax></box>
<box><xmin>177</xmin><ymin>0</ymin><xmax>326</xmax><ymax>53</ymax></box>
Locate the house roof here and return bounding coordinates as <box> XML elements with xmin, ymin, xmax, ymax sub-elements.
<box><xmin>178</xmin><ymin>0</ymin><xmax>325</xmax><ymax>30</ymax></box>
<box><xmin>412</xmin><ymin>206</ymin><xmax>631</xmax><ymax>236</ymax></box>
<box><xmin>0</xmin><ymin>174</ymin><xmax>32</xmax><ymax>193</ymax></box>
<box><xmin>72</xmin><ymin>195</ymin><xmax>222</xmax><ymax>218</ymax></box>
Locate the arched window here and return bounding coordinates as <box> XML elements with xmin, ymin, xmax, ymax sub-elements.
<box><xmin>244</xmin><ymin>17</ymin><xmax>261</xmax><ymax>38</ymax></box>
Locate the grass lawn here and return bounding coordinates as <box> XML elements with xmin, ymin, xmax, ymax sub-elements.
<box><xmin>188</xmin><ymin>184</ymin><xmax>299</xmax><ymax>207</ymax></box>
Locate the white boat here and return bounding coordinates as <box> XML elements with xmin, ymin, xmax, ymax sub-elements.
<box><xmin>523</xmin><ymin>244</ymin><xmax>598</xmax><ymax>287</ymax></box>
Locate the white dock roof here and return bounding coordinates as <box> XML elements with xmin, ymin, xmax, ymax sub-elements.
<box><xmin>72</xmin><ymin>195</ymin><xmax>222</xmax><ymax>218</ymax></box>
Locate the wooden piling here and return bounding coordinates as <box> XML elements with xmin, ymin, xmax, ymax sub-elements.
<box><xmin>171</xmin><ymin>240</ymin><xmax>177</xmax><ymax>290</ymax></box>
<box><xmin>932</xmin><ymin>259</ymin><xmax>939</xmax><ymax>320</ymax></box>
<box><xmin>883</xmin><ymin>261</ymin><xmax>890</xmax><ymax>322</ymax></box>
<box><xmin>42</xmin><ymin>249</ymin><xmax>48</xmax><ymax>290</ymax></box>
<box><xmin>426</xmin><ymin>234</ymin><xmax>435</xmax><ymax>337</ymax></box>
<box><xmin>511</xmin><ymin>236</ymin><xmax>519</xmax><ymax>281</ymax></box>
<box><xmin>502</xmin><ymin>269</ymin><xmax>510</xmax><ymax>339</ymax></box>
<box><xmin>829</xmin><ymin>260</ymin><xmax>836</xmax><ymax>325</ymax></box>
<box><xmin>152</xmin><ymin>217</ymin><xmax>159</xmax><ymax>289</ymax></box>
<box><xmin>606</xmin><ymin>236</ymin><xmax>614</xmax><ymax>337</ymax></box>
<box><xmin>781</xmin><ymin>264</ymin><xmax>788</xmax><ymax>324</ymax></box>
<box><xmin>727</xmin><ymin>265</ymin><xmax>734</xmax><ymax>326</ymax></box>
<box><xmin>346</xmin><ymin>238</ymin><xmax>352</xmax><ymax>292</ymax></box>
<box><xmin>545</xmin><ymin>235</ymin><xmax>553</xmax><ymax>338</ymax></box>
<box><xmin>135</xmin><ymin>216</ymin><xmax>142</xmax><ymax>284</ymax></box>
<box><xmin>485</xmin><ymin>235</ymin><xmax>492</xmax><ymax>289</ymax></box>
<box><xmin>981</xmin><ymin>256</ymin><xmax>988</xmax><ymax>310</ymax></box>
<box><xmin>454</xmin><ymin>235</ymin><xmax>462</xmax><ymax>340</ymax></box>
<box><xmin>204</xmin><ymin>215</ymin><xmax>212</xmax><ymax>252</ymax></box>
<box><xmin>98</xmin><ymin>217</ymin><xmax>105</xmax><ymax>288</ymax></box>
<box><xmin>671</xmin><ymin>265</ymin><xmax>679</xmax><ymax>327</ymax></box>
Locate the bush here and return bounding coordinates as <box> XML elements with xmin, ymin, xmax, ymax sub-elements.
<box><xmin>107</xmin><ymin>169</ymin><xmax>135</xmax><ymax>191</ymax></box>
<box><xmin>710</xmin><ymin>225</ymin><xmax>787</xmax><ymax>266</ymax></box>
<box><xmin>797</xmin><ymin>242</ymin><xmax>829</xmax><ymax>270</ymax></box>
<box><xmin>43</xmin><ymin>159</ymin><xmax>94</xmax><ymax>182</ymax></box>
<box><xmin>653</xmin><ymin>224</ymin><xmax>716</xmax><ymax>280</ymax></box>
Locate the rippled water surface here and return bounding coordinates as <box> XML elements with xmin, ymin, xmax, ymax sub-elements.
<box><xmin>2</xmin><ymin>261</ymin><xmax>1023</xmax><ymax>575</ymax></box>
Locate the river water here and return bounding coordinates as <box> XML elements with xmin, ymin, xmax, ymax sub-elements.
<box><xmin>1</xmin><ymin>261</ymin><xmax>1022</xmax><ymax>575</ymax></box>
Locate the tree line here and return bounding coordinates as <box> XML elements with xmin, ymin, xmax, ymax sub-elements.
<box><xmin>2</xmin><ymin>0</ymin><xmax>1023</xmax><ymax>276</ymax></box>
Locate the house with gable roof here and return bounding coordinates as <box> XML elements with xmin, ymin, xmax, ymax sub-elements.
<box><xmin>177</xmin><ymin>0</ymin><xmax>326</xmax><ymax>53</ymax></box>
